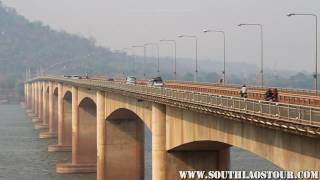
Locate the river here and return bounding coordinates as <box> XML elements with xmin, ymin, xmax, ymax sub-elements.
<box><xmin>0</xmin><ymin>104</ymin><xmax>280</xmax><ymax>180</ymax></box>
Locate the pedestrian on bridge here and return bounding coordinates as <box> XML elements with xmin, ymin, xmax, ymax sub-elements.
<box><xmin>272</xmin><ymin>88</ymin><xmax>279</xmax><ymax>102</ymax></box>
<box><xmin>85</xmin><ymin>72</ymin><xmax>89</xmax><ymax>79</ymax></box>
<box><xmin>240</xmin><ymin>85</ymin><xmax>247</xmax><ymax>98</ymax></box>
<box><xmin>265</xmin><ymin>88</ymin><xmax>273</xmax><ymax>101</ymax></box>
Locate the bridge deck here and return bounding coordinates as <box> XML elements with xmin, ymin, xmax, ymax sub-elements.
<box><xmin>102</xmin><ymin>78</ymin><xmax>320</xmax><ymax>107</ymax></box>
<box><xmin>29</xmin><ymin>76</ymin><xmax>320</xmax><ymax>138</ymax></box>
<box><xmin>165</xmin><ymin>82</ymin><xmax>320</xmax><ymax>107</ymax></box>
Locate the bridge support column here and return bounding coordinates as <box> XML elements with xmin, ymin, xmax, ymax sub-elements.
<box><xmin>36</xmin><ymin>82</ymin><xmax>41</xmax><ymax>120</ymax></box>
<box><xmin>31</xmin><ymin>82</ymin><xmax>37</xmax><ymax>116</ymax></box>
<box><xmin>34</xmin><ymin>82</ymin><xmax>44</xmax><ymax>128</ymax></box>
<box><xmin>36</xmin><ymin>82</ymin><xmax>40</xmax><ymax>116</ymax></box>
<box><xmin>25</xmin><ymin>83</ymin><xmax>32</xmax><ymax>113</ymax></box>
<box><xmin>48</xmin><ymin>83</ymin><xmax>71</xmax><ymax>152</ymax></box>
<box><xmin>152</xmin><ymin>103</ymin><xmax>166</xmax><ymax>180</ymax></box>
<box><xmin>24</xmin><ymin>83</ymin><xmax>27</xmax><ymax>108</ymax></box>
<box><xmin>26</xmin><ymin>83</ymin><xmax>30</xmax><ymax>111</ymax></box>
<box><xmin>31</xmin><ymin>83</ymin><xmax>34</xmax><ymax>111</ymax></box>
<box><xmin>97</xmin><ymin>91</ymin><xmax>105</xmax><ymax>180</ymax></box>
<box><xmin>28</xmin><ymin>83</ymin><xmax>35</xmax><ymax>117</ymax></box>
<box><xmin>40</xmin><ymin>82</ymin><xmax>49</xmax><ymax>128</ymax></box>
<box><xmin>40</xmin><ymin>82</ymin><xmax>57</xmax><ymax>138</ymax></box>
<box><xmin>29</xmin><ymin>83</ymin><xmax>33</xmax><ymax>111</ymax></box>
<box><xmin>31</xmin><ymin>82</ymin><xmax>40</xmax><ymax>122</ymax></box>
<box><xmin>71</xmin><ymin>86</ymin><xmax>79</xmax><ymax>164</ymax></box>
<box><xmin>56</xmin><ymin>86</ymin><xmax>96</xmax><ymax>173</ymax></box>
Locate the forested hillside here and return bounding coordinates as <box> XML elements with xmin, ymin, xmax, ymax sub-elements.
<box><xmin>0</xmin><ymin>2</ymin><xmax>136</xmax><ymax>92</ymax></box>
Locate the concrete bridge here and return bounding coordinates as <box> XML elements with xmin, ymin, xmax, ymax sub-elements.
<box><xmin>24</xmin><ymin>76</ymin><xmax>320</xmax><ymax>180</ymax></box>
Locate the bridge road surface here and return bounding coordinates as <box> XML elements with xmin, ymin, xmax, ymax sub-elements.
<box><xmin>165</xmin><ymin>82</ymin><xmax>320</xmax><ymax>107</ymax></box>
<box><xmin>90</xmin><ymin>77</ymin><xmax>320</xmax><ymax>107</ymax></box>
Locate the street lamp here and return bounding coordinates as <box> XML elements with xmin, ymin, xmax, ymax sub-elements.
<box><xmin>287</xmin><ymin>13</ymin><xmax>318</xmax><ymax>95</ymax></box>
<box><xmin>203</xmin><ymin>29</ymin><xmax>226</xmax><ymax>84</ymax></box>
<box><xmin>160</xmin><ymin>39</ymin><xmax>177</xmax><ymax>79</ymax></box>
<box><xmin>132</xmin><ymin>45</ymin><xmax>146</xmax><ymax>78</ymax></box>
<box><xmin>238</xmin><ymin>23</ymin><xmax>264</xmax><ymax>87</ymax></box>
<box><xmin>178</xmin><ymin>34</ymin><xmax>198</xmax><ymax>81</ymax></box>
<box><xmin>145</xmin><ymin>43</ymin><xmax>160</xmax><ymax>74</ymax></box>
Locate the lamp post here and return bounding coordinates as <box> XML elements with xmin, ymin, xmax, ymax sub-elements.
<box><xmin>160</xmin><ymin>39</ymin><xmax>177</xmax><ymax>79</ymax></box>
<box><xmin>287</xmin><ymin>13</ymin><xmax>318</xmax><ymax>95</ymax></box>
<box><xmin>132</xmin><ymin>45</ymin><xmax>146</xmax><ymax>78</ymax></box>
<box><xmin>203</xmin><ymin>29</ymin><xmax>226</xmax><ymax>84</ymax></box>
<box><xmin>238</xmin><ymin>23</ymin><xmax>264</xmax><ymax>87</ymax></box>
<box><xmin>145</xmin><ymin>43</ymin><xmax>160</xmax><ymax>74</ymax></box>
<box><xmin>178</xmin><ymin>34</ymin><xmax>198</xmax><ymax>81</ymax></box>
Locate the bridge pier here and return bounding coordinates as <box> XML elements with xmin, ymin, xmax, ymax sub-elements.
<box><xmin>34</xmin><ymin>82</ymin><xmax>45</xmax><ymax>129</ymax></box>
<box><xmin>152</xmin><ymin>103</ymin><xmax>166</xmax><ymax>180</ymax></box>
<box><xmin>34</xmin><ymin>82</ymin><xmax>43</xmax><ymax>122</ymax></box>
<box><xmin>28</xmin><ymin>83</ymin><xmax>36</xmax><ymax>117</ymax></box>
<box><xmin>56</xmin><ymin>86</ymin><xmax>96</xmax><ymax>173</ymax></box>
<box><xmin>27</xmin><ymin>83</ymin><xmax>31</xmax><ymax>110</ymax></box>
<box><xmin>25</xmin><ymin>83</ymin><xmax>33</xmax><ymax>114</ymax></box>
<box><xmin>24</xmin><ymin>83</ymin><xmax>29</xmax><ymax>111</ymax></box>
<box><xmin>40</xmin><ymin>82</ymin><xmax>58</xmax><ymax>139</ymax></box>
<box><xmin>31</xmin><ymin>82</ymin><xmax>41</xmax><ymax>122</ymax></box>
<box><xmin>49</xmin><ymin>83</ymin><xmax>72</xmax><ymax>152</ymax></box>
<box><xmin>36</xmin><ymin>82</ymin><xmax>49</xmax><ymax>129</ymax></box>
<box><xmin>97</xmin><ymin>91</ymin><xmax>106</xmax><ymax>180</ymax></box>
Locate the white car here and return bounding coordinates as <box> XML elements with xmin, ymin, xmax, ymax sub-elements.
<box><xmin>126</xmin><ymin>76</ymin><xmax>136</xmax><ymax>85</ymax></box>
<box><xmin>64</xmin><ymin>75</ymin><xmax>82</xmax><ymax>79</ymax></box>
<box><xmin>148</xmin><ymin>76</ymin><xmax>164</xmax><ymax>87</ymax></box>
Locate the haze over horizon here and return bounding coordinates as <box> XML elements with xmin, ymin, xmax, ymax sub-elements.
<box><xmin>2</xmin><ymin>0</ymin><xmax>320</xmax><ymax>73</ymax></box>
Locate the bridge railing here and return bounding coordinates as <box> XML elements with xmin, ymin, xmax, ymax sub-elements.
<box><xmin>85</xmin><ymin>78</ymin><xmax>320</xmax><ymax>127</ymax></box>
<box><xmin>34</xmin><ymin>76</ymin><xmax>320</xmax><ymax>128</ymax></box>
<box><xmin>166</xmin><ymin>80</ymin><xmax>320</xmax><ymax>96</ymax></box>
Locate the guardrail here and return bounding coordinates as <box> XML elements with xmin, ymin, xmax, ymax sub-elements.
<box><xmin>35</xmin><ymin>76</ymin><xmax>320</xmax><ymax>128</ymax></box>
<box><xmin>165</xmin><ymin>83</ymin><xmax>320</xmax><ymax>107</ymax></box>
<box><xmin>166</xmin><ymin>80</ymin><xmax>320</xmax><ymax>96</ymax></box>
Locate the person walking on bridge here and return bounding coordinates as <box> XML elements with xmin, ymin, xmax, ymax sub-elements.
<box><xmin>272</xmin><ymin>88</ymin><xmax>279</xmax><ymax>102</ymax></box>
<box><xmin>265</xmin><ymin>88</ymin><xmax>273</xmax><ymax>101</ymax></box>
<box><xmin>240</xmin><ymin>85</ymin><xmax>247</xmax><ymax>98</ymax></box>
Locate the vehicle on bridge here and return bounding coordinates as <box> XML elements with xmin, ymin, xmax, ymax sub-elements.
<box><xmin>126</xmin><ymin>76</ymin><xmax>136</xmax><ymax>85</ymax></box>
<box><xmin>107</xmin><ymin>78</ymin><xmax>114</xmax><ymax>81</ymax></box>
<box><xmin>63</xmin><ymin>75</ymin><xmax>82</xmax><ymax>79</ymax></box>
<box><xmin>148</xmin><ymin>76</ymin><xmax>164</xmax><ymax>87</ymax></box>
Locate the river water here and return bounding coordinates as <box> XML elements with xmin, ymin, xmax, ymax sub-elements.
<box><xmin>0</xmin><ymin>104</ymin><xmax>280</xmax><ymax>180</ymax></box>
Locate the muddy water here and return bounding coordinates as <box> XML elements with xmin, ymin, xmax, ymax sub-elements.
<box><xmin>0</xmin><ymin>104</ymin><xmax>279</xmax><ymax>180</ymax></box>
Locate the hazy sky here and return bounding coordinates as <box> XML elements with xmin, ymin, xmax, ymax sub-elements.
<box><xmin>2</xmin><ymin>0</ymin><xmax>320</xmax><ymax>72</ymax></box>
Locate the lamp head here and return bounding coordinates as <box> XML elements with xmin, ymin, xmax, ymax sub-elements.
<box><xmin>238</xmin><ymin>24</ymin><xmax>244</xmax><ymax>27</ymax></box>
<box><xmin>287</xmin><ymin>13</ymin><xmax>295</xmax><ymax>17</ymax></box>
<box><xmin>203</xmin><ymin>29</ymin><xmax>209</xmax><ymax>33</ymax></box>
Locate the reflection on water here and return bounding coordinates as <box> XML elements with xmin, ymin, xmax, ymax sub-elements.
<box><xmin>0</xmin><ymin>104</ymin><xmax>279</xmax><ymax>180</ymax></box>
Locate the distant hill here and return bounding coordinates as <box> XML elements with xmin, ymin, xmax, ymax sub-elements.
<box><xmin>0</xmin><ymin>2</ymin><xmax>139</xmax><ymax>91</ymax></box>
